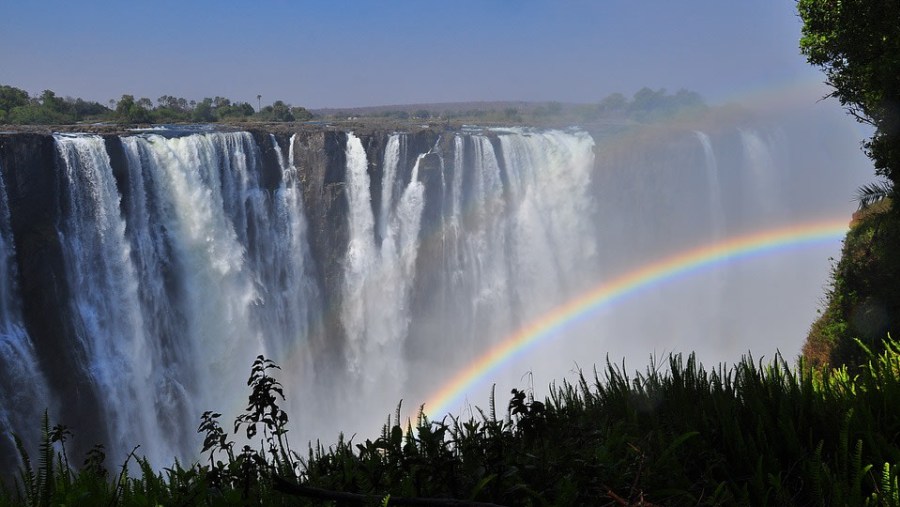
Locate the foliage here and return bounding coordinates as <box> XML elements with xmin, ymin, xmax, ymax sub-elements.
<box><xmin>257</xmin><ymin>100</ymin><xmax>299</xmax><ymax>122</ymax></box>
<box><xmin>856</xmin><ymin>180</ymin><xmax>895</xmax><ymax>211</ymax></box>
<box><xmin>0</xmin><ymin>85</ymin><xmax>110</xmax><ymax>125</ymax></box>
<box><xmin>323</xmin><ymin>89</ymin><xmax>707</xmax><ymax>126</ymax></box>
<box><xmin>0</xmin><ymin>86</ymin><xmax>30</xmax><ymax>114</ymax></box>
<box><xmin>0</xmin><ymin>83</ymin><xmax>312</xmax><ymax>125</ymax></box>
<box><xmin>114</xmin><ymin>94</ymin><xmax>152</xmax><ymax>124</ymax></box>
<box><xmin>6</xmin><ymin>346</ymin><xmax>900</xmax><ymax>505</ymax></box>
<box><xmin>798</xmin><ymin>0</ymin><xmax>900</xmax><ymax>187</ymax></box>
<box><xmin>799</xmin><ymin>0</ymin><xmax>900</xmax><ymax>388</ymax></box>
<box><xmin>804</xmin><ymin>199</ymin><xmax>900</xmax><ymax>368</ymax></box>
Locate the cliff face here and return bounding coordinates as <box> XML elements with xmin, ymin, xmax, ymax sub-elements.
<box><xmin>0</xmin><ymin>133</ymin><xmax>105</xmax><ymax>427</ymax></box>
<box><xmin>0</xmin><ymin>115</ymin><xmax>866</xmax><ymax>475</ymax></box>
<box><xmin>0</xmin><ymin>127</ymin><xmax>448</xmax><ymax>467</ymax></box>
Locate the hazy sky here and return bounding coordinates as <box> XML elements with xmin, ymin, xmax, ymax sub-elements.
<box><xmin>0</xmin><ymin>1</ymin><xmax>825</xmax><ymax>109</ymax></box>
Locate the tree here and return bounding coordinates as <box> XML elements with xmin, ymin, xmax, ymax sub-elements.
<box><xmin>290</xmin><ymin>106</ymin><xmax>313</xmax><ymax>121</ymax></box>
<box><xmin>597</xmin><ymin>93</ymin><xmax>628</xmax><ymax>117</ymax></box>
<box><xmin>136</xmin><ymin>97</ymin><xmax>153</xmax><ymax>111</ymax></box>
<box><xmin>258</xmin><ymin>100</ymin><xmax>294</xmax><ymax>122</ymax></box>
<box><xmin>799</xmin><ymin>1</ymin><xmax>900</xmax><ymax>367</ymax></box>
<box><xmin>0</xmin><ymin>85</ymin><xmax>30</xmax><ymax>116</ymax></box>
<box><xmin>798</xmin><ymin>0</ymin><xmax>900</xmax><ymax>186</ymax></box>
<box><xmin>68</xmin><ymin>98</ymin><xmax>109</xmax><ymax>119</ymax></box>
<box><xmin>115</xmin><ymin>94</ymin><xmax>151</xmax><ymax>124</ymax></box>
<box><xmin>192</xmin><ymin>98</ymin><xmax>215</xmax><ymax>122</ymax></box>
<box><xmin>39</xmin><ymin>90</ymin><xmax>67</xmax><ymax>113</ymax></box>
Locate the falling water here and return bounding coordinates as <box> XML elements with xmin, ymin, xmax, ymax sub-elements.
<box><xmin>0</xmin><ymin>163</ymin><xmax>51</xmax><ymax>461</ymax></box>
<box><xmin>266</xmin><ymin>134</ymin><xmax>319</xmax><ymax>371</ymax></box>
<box><xmin>740</xmin><ymin>129</ymin><xmax>782</xmax><ymax>223</ymax></box>
<box><xmin>55</xmin><ymin>134</ymin><xmax>168</xmax><ymax>464</ymax></box>
<box><xmin>341</xmin><ymin>133</ymin><xmax>426</xmax><ymax>411</ymax></box>
<box><xmin>695</xmin><ymin>131</ymin><xmax>725</xmax><ymax>239</ymax></box>
<box><xmin>0</xmin><ymin>117</ymin><xmax>869</xmax><ymax>469</ymax></box>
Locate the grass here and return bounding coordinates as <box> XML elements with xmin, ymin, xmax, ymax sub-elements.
<box><xmin>4</xmin><ymin>344</ymin><xmax>900</xmax><ymax>506</ymax></box>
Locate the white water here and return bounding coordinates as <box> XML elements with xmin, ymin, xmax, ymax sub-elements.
<box><xmin>695</xmin><ymin>131</ymin><xmax>725</xmax><ymax>239</ymax></box>
<box><xmin>341</xmin><ymin>133</ymin><xmax>426</xmax><ymax>413</ymax></box>
<box><xmin>51</xmin><ymin>131</ymin><xmax>322</xmax><ymax>464</ymax></box>
<box><xmin>55</xmin><ymin>135</ymin><xmax>168</xmax><ymax>464</ymax></box>
<box><xmin>0</xmin><ymin>117</ymin><xmax>871</xmax><ymax>467</ymax></box>
<box><xmin>740</xmin><ymin>129</ymin><xmax>783</xmax><ymax>223</ymax></box>
<box><xmin>0</xmin><ymin>164</ymin><xmax>51</xmax><ymax>455</ymax></box>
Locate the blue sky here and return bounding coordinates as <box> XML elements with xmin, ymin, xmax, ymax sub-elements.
<box><xmin>0</xmin><ymin>1</ymin><xmax>824</xmax><ymax>109</ymax></box>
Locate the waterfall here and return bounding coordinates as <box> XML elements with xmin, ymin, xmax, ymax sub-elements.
<box><xmin>266</xmin><ymin>134</ymin><xmax>319</xmax><ymax>370</ymax></box>
<box><xmin>740</xmin><ymin>129</ymin><xmax>782</xmax><ymax>222</ymax></box>
<box><xmin>54</xmin><ymin>134</ymin><xmax>168</xmax><ymax>464</ymax></box>
<box><xmin>340</xmin><ymin>133</ymin><xmax>426</xmax><ymax>409</ymax></box>
<box><xmin>497</xmin><ymin>129</ymin><xmax>597</xmax><ymax>309</ymax></box>
<box><xmin>695</xmin><ymin>131</ymin><xmax>725</xmax><ymax>239</ymax></box>
<box><xmin>0</xmin><ymin>164</ymin><xmax>51</xmax><ymax>461</ymax></box>
<box><xmin>0</xmin><ymin>119</ymin><xmax>864</xmax><ymax>469</ymax></box>
<box><xmin>40</xmin><ymin>132</ymin><xmax>322</xmax><ymax>465</ymax></box>
<box><xmin>379</xmin><ymin>134</ymin><xmax>403</xmax><ymax>241</ymax></box>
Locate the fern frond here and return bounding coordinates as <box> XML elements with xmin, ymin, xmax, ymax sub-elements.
<box><xmin>38</xmin><ymin>410</ymin><xmax>53</xmax><ymax>506</ymax></box>
<box><xmin>12</xmin><ymin>434</ymin><xmax>35</xmax><ymax>505</ymax></box>
<box><xmin>854</xmin><ymin>180</ymin><xmax>893</xmax><ymax>210</ymax></box>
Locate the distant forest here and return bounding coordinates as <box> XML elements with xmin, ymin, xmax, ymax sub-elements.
<box><xmin>323</xmin><ymin>88</ymin><xmax>707</xmax><ymax>125</ymax></box>
<box><xmin>0</xmin><ymin>84</ymin><xmax>706</xmax><ymax>126</ymax></box>
<box><xmin>0</xmin><ymin>85</ymin><xmax>313</xmax><ymax>125</ymax></box>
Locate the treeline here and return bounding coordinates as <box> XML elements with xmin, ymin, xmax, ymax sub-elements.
<box><xmin>0</xmin><ymin>87</ymin><xmax>108</xmax><ymax>125</ymax></box>
<box><xmin>0</xmin><ymin>84</ymin><xmax>314</xmax><ymax>125</ymax></box>
<box><xmin>2</xmin><ymin>83</ymin><xmax>704</xmax><ymax>127</ymax></box>
<box><xmin>332</xmin><ymin>88</ymin><xmax>706</xmax><ymax>125</ymax></box>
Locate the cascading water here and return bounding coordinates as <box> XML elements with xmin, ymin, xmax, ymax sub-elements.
<box><xmin>0</xmin><ymin>163</ymin><xmax>51</xmax><ymax>466</ymax></box>
<box><xmin>695</xmin><ymin>131</ymin><xmax>725</xmax><ymax>239</ymax></box>
<box><xmin>0</xmin><ymin>115</ymin><xmax>870</xmax><ymax>470</ymax></box>
<box><xmin>267</xmin><ymin>134</ymin><xmax>320</xmax><ymax>369</ymax></box>
<box><xmin>740</xmin><ymin>129</ymin><xmax>783</xmax><ymax>223</ymax></box>
<box><xmin>115</xmin><ymin>132</ymin><xmax>325</xmax><ymax>463</ymax></box>
<box><xmin>401</xmin><ymin>128</ymin><xmax>598</xmax><ymax>393</ymax></box>
<box><xmin>55</xmin><ymin>134</ymin><xmax>169</xmax><ymax>464</ymax></box>
<box><xmin>340</xmin><ymin>133</ymin><xmax>426</xmax><ymax>414</ymax></box>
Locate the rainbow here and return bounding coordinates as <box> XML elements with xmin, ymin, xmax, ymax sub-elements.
<box><xmin>424</xmin><ymin>218</ymin><xmax>850</xmax><ymax>417</ymax></box>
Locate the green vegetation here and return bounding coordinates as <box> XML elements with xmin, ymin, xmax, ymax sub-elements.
<box><xmin>0</xmin><ymin>86</ymin><xmax>109</xmax><ymax>125</ymax></box>
<box><xmin>0</xmin><ymin>85</ymin><xmax>315</xmax><ymax>125</ymax></box>
<box><xmin>0</xmin><ymin>83</ymin><xmax>704</xmax><ymax>127</ymax></box>
<box><xmin>319</xmin><ymin>88</ymin><xmax>706</xmax><ymax>126</ymax></box>
<box><xmin>805</xmin><ymin>199</ymin><xmax>900</xmax><ymax>368</ymax></box>
<box><xmin>5</xmin><ymin>348</ymin><xmax>900</xmax><ymax>506</ymax></box>
<box><xmin>799</xmin><ymin>1</ymin><xmax>900</xmax><ymax>366</ymax></box>
<box><xmin>799</xmin><ymin>0</ymin><xmax>900</xmax><ymax>189</ymax></box>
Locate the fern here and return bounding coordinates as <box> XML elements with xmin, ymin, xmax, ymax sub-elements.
<box><xmin>855</xmin><ymin>180</ymin><xmax>893</xmax><ymax>210</ymax></box>
<box><xmin>12</xmin><ymin>434</ymin><xmax>35</xmax><ymax>506</ymax></box>
<box><xmin>36</xmin><ymin>411</ymin><xmax>53</xmax><ymax>507</ymax></box>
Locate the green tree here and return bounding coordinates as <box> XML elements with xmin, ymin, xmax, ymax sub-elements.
<box><xmin>258</xmin><ymin>100</ymin><xmax>294</xmax><ymax>122</ymax></box>
<box><xmin>799</xmin><ymin>1</ymin><xmax>900</xmax><ymax>366</ymax></box>
<box><xmin>0</xmin><ymin>85</ymin><xmax>30</xmax><ymax>113</ymax></box>
<box><xmin>798</xmin><ymin>0</ymin><xmax>900</xmax><ymax>186</ymax></box>
<box><xmin>7</xmin><ymin>104</ymin><xmax>68</xmax><ymax>124</ymax></box>
<box><xmin>115</xmin><ymin>94</ymin><xmax>151</xmax><ymax>124</ymax></box>
<box><xmin>192</xmin><ymin>98</ymin><xmax>215</xmax><ymax>122</ymax></box>
<box><xmin>68</xmin><ymin>97</ymin><xmax>109</xmax><ymax>119</ymax></box>
<box><xmin>290</xmin><ymin>106</ymin><xmax>313</xmax><ymax>121</ymax></box>
<box><xmin>597</xmin><ymin>92</ymin><xmax>628</xmax><ymax>116</ymax></box>
<box><xmin>39</xmin><ymin>90</ymin><xmax>68</xmax><ymax>114</ymax></box>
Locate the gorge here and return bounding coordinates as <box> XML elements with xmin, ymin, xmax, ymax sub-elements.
<box><xmin>0</xmin><ymin>106</ymin><xmax>870</xmax><ymax>471</ymax></box>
